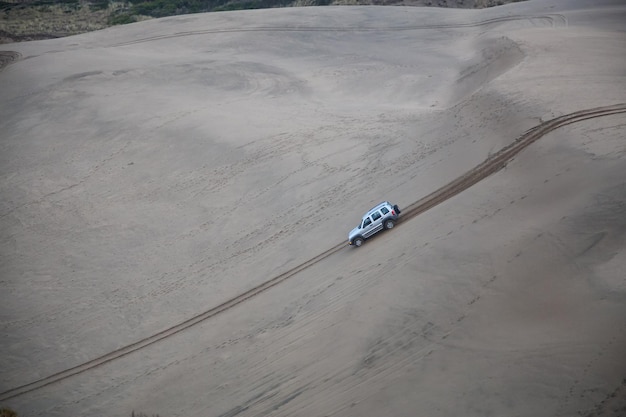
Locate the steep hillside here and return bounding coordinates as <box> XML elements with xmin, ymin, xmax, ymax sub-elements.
<box><xmin>0</xmin><ymin>0</ymin><xmax>525</xmax><ymax>43</ymax></box>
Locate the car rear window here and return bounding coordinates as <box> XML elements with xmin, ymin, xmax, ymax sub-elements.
<box><xmin>381</xmin><ymin>207</ymin><xmax>389</xmax><ymax>215</ymax></box>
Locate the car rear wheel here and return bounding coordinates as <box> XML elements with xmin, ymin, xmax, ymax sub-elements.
<box><xmin>353</xmin><ymin>237</ymin><xmax>364</xmax><ymax>247</ymax></box>
<box><xmin>384</xmin><ymin>219</ymin><xmax>395</xmax><ymax>230</ymax></box>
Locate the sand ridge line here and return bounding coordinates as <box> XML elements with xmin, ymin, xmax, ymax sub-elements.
<box><xmin>110</xmin><ymin>14</ymin><xmax>566</xmax><ymax>46</ymax></box>
<box><xmin>1</xmin><ymin>103</ymin><xmax>624</xmax><ymax>402</ymax></box>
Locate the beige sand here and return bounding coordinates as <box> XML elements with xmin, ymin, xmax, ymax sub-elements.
<box><xmin>1</xmin><ymin>0</ymin><xmax>625</xmax><ymax>416</ymax></box>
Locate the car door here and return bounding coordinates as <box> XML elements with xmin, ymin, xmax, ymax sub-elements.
<box><xmin>361</xmin><ymin>216</ymin><xmax>375</xmax><ymax>237</ymax></box>
<box><xmin>370</xmin><ymin>210</ymin><xmax>384</xmax><ymax>235</ymax></box>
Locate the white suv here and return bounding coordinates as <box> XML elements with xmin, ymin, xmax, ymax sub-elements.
<box><xmin>348</xmin><ymin>201</ymin><xmax>401</xmax><ymax>247</ymax></box>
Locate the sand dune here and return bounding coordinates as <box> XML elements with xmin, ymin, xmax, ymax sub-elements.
<box><xmin>1</xmin><ymin>0</ymin><xmax>625</xmax><ymax>416</ymax></box>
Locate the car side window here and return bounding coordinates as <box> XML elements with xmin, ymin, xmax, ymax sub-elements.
<box><xmin>371</xmin><ymin>211</ymin><xmax>382</xmax><ymax>221</ymax></box>
<box><xmin>363</xmin><ymin>217</ymin><xmax>372</xmax><ymax>227</ymax></box>
<box><xmin>380</xmin><ymin>207</ymin><xmax>389</xmax><ymax>215</ymax></box>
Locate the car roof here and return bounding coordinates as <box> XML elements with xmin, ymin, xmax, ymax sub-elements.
<box><xmin>364</xmin><ymin>201</ymin><xmax>391</xmax><ymax>217</ymax></box>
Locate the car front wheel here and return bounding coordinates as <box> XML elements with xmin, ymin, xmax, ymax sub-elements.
<box><xmin>353</xmin><ymin>237</ymin><xmax>364</xmax><ymax>247</ymax></box>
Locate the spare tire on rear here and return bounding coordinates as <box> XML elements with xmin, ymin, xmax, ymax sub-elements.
<box><xmin>394</xmin><ymin>204</ymin><xmax>401</xmax><ymax>214</ymax></box>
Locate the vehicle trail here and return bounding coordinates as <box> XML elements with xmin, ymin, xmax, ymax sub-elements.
<box><xmin>1</xmin><ymin>103</ymin><xmax>624</xmax><ymax>402</ymax></box>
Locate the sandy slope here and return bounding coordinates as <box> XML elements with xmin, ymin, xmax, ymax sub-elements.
<box><xmin>0</xmin><ymin>0</ymin><xmax>625</xmax><ymax>416</ymax></box>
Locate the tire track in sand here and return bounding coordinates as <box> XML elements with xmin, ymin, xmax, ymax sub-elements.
<box><xmin>1</xmin><ymin>103</ymin><xmax>625</xmax><ymax>401</ymax></box>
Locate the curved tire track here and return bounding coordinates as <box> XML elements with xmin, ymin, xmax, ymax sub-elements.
<box><xmin>1</xmin><ymin>103</ymin><xmax>625</xmax><ymax>401</ymax></box>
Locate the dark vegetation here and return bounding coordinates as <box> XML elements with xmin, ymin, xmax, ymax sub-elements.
<box><xmin>0</xmin><ymin>408</ymin><xmax>18</xmax><ymax>417</ymax></box>
<box><xmin>0</xmin><ymin>0</ymin><xmax>330</xmax><ymax>23</ymax></box>
<box><xmin>0</xmin><ymin>0</ymin><xmax>327</xmax><ymax>42</ymax></box>
<box><xmin>0</xmin><ymin>408</ymin><xmax>161</xmax><ymax>417</ymax></box>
